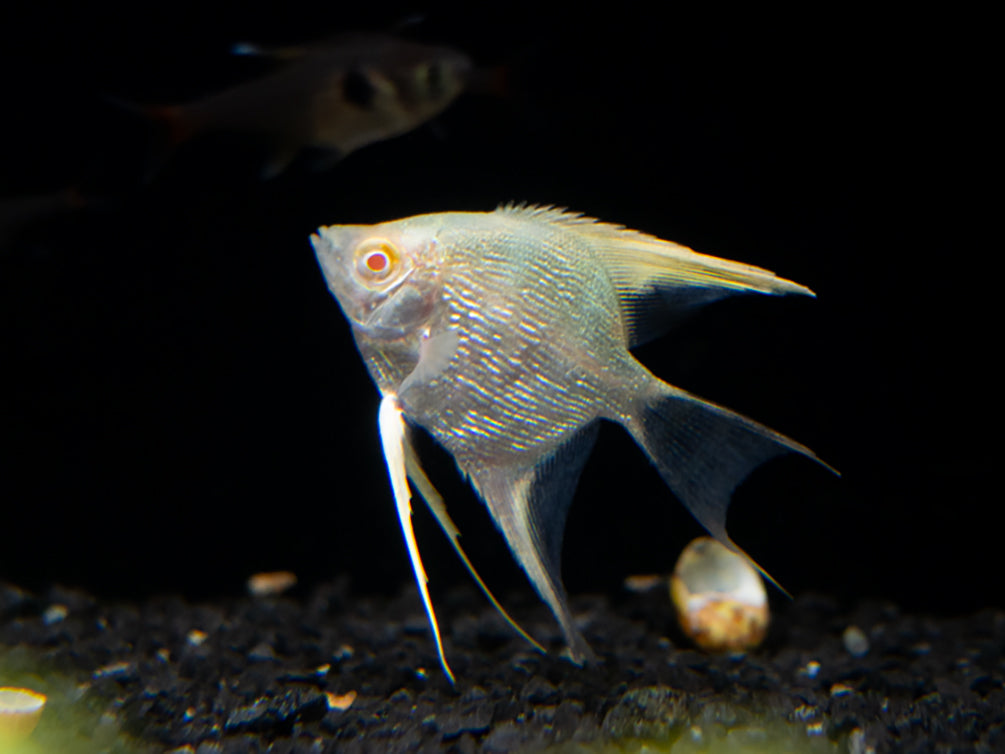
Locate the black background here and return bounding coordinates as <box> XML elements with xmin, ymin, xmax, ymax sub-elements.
<box><xmin>0</xmin><ymin>6</ymin><xmax>993</xmax><ymax>616</ymax></box>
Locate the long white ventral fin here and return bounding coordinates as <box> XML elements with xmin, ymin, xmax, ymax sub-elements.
<box><xmin>402</xmin><ymin>436</ymin><xmax>546</xmax><ymax>654</ymax></box>
<box><xmin>378</xmin><ymin>393</ymin><xmax>455</xmax><ymax>684</ymax></box>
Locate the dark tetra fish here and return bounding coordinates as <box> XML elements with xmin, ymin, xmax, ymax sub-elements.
<box><xmin>137</xmin><ymin>33</ymin><xmax>473</xmax><ymax>178</ymax></box>
<box><xmin>312</xmin><ymin>205</ymin><xmax>836</xmax><ymax>681</ymax></box>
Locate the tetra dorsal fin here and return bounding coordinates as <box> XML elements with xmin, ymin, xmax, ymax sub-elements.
<box><xmin>472</xmin><ymin>422</ymin><xmax>600</xmax><ymax>663</ymax></box>
<box><xmin>402</xmin><ymin>436</ymin><xmax>545</xmax><ymax>654</ymax></box>
<box><xmin>495</xmin><ymin>204</ymin><xmax>815</xmax><ymax>346</ymax></box>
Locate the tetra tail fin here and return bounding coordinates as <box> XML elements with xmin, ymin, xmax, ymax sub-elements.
<box><xmin>105</xmin><ymin>96</ymin><xmax>194</xmax><ymax>181</ymax></box>
<box><xmin>466</xmin><ymin>64</ymin><xmax>512</xmax><ymax>99</ymax></box>
<box><xmin>626</xmin><ymin>381</ymin><xmax>837</xmax><ymax>592</ymax></box>
<box><xmin>140</xmin><ymin>105</ymin><xmax>195</xmax><ymax>182</ymax></box>
<box><xmin>141</xmin><ymin>105</ymin><xmax>193</xmax><ymax>147</ymax></box>
<box><xmin>105</xmin><ymin>96</ymin><xmax>193</xmax><ymax>146</ymax></box>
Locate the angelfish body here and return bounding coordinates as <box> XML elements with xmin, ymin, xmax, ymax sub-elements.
<box><xmin>312</xmin><ymin>205</ymin><xmax>830</xmax><ymax>678</ymax></box>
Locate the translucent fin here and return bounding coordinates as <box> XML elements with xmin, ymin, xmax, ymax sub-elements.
<box><xmin>626</xmin><ymin>381</ymin><xmax>838</xmax><ymax>592</ymax></box>
<box><xmin>304</xmin><ymin>148</ymin><xmax>345</xmax><ymax>173</ymax></box>
<box><xmin>103</xmin><ymin>96</ymin><xmax>191</xmax><ymax>182</ymax></box>
<box><xmin>595</xmin><ymin>235</ymin><xmax>814</xmax><ymax>347</ymax></box>
<box><xmin>494</xmin><ymin>204</ymin><xmax>815</xmax><ymax>346</ymax></box>
<box><xmin>471</xmin><ymin>423</ymin><xmax>600</xmax><ymax>663</ymax></box>
<box><xmin>260</xmin><ymin>145</ymin><xmax>300</xmax><ymax>180</ymax></box>
<box><xmin>377</xmin><ymin>394</ymin><xmax>455</xmax><ymax>684</ymax></box>
<box><xmin>402</xmin><ymin>437</ymin><xmax>545</xmax><ymax>653</ymax></box>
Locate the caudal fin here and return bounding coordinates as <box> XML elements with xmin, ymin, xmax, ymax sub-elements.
<box><xmin>105</xmin><ymin>96</ymin><xmax>194</xmax><ymax>181</ymax></box>
<box><xmin>105</xmin><ymin>96</ymin><xmax>193</xmax><ymax>146</ymax></box>
<box><xmin>141</xmin><ymin>105</ymin><xmax>192</xmax><ymax>147</ymax></box>
<box><xmin>626</xmin><ymin>382</ymin><xmax>837</xmax><ymax>591</ymax></box>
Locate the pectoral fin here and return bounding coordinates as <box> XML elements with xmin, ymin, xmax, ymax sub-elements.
<box><xmin>402</xmin><ymin>437</ymin><xmax>545</xmax><ymax>654</ymax></box>
<box><xmin>378</xmin><ymin>394</ymin><xmax>455</xmax><ymax>683</ymax></box>
<box><xmin>399</xmin><ymin>330</ymin><xmax>459</xmax><ymax>398</ymax></box>
<box><xmin>471</xmin><ymin>423</ymin><xmax>600</xmax><ymax>663</ymax></box>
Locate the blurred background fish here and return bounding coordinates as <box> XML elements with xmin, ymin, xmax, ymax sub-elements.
<box><xmin>123</xmin><ymin>33</ymin><xmax>479</xmax><ymax>178</ymax></box>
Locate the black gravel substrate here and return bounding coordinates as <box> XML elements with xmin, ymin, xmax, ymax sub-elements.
<box><xmin>2</xmin><ymin>579</ymin><xmax>1002</xmax><ymax>753</ymax></box>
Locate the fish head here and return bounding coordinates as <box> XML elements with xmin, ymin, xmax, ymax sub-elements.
<box><xmin>311</xmin><ymin>220</ymin><xmax>444</xmax><ymax>340</ymax></box>
<box><xmin>375</xmin><ymin>41</ymin><xmax>472</xmax><ymax>120</ymax></box>
<box><xmin>409</xmin><ymin>46</ymin><xmax>472</xmax><ymax>106</ymax></box>
<box><xmin>367</xmin><ymin>33</ymin><xmax>472</xmax><ymax>88</ymax></box>
<box><xmin>319</xmin><ymin>35</ymin><xmax>472</xmax><ymax>118</ymax></box>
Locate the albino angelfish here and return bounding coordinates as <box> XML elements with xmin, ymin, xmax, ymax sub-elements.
<box><xmin>311</xmin><ymin>205</ymin><xmax>833</xmax><ymax>682</ymax></box>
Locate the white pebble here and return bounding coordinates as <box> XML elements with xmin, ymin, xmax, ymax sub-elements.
<box><xmin>843</xmin><ymin>625</ymin><xmax>870</xmax><ymax>657</ymax></box>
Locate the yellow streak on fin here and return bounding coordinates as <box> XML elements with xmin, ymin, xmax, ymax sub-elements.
<box><xmin>495</xmin><ymin>204</ymin><xmax>817</xmax><ymax>346</ymax></box>
<box><xmin>403</xmin><ymin>438</ymin><xmax>546</xmax><ymax>654</ymax></box>
<box><xmin>378</xmin><ymin>394</ymin><xmax>455</xmax><ymax>684</ymax></box>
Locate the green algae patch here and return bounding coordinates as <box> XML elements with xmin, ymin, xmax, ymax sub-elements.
<box><xmin>541</xmin><ymin>720</ymin><xmax>841</xmax><ymax>753</ymax></box>
<box><xmin>539</xmin><ymin>685</ymin><xmax>844</xmax><ymax>754</ymax></box>
<box><xmin>602</xmin><ymin>687</ymin><xmax>692</xmax><ymax>740</ymax></box>
<box><xmin>0</xmin><ymin>646</ymin><xmax>155</xmax><ymax>754</ymax></box>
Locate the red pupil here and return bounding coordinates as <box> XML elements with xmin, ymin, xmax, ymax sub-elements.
<box><xmin>366</xmin><ymin>252</ymin><xmax>388</xmax><ymax>272</ymax></box>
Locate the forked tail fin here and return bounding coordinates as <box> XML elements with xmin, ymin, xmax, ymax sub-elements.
<box><xmin>626</xmin><ymin>381</ymin><xmax>837</xmax><ymax>592</ymax></box>
<box><xmin>142</xmin><ymin>105</ymin><xmax>192</xmax><ymax>147</ymax></box>
<box><xmin>105</xmin><ymin>96</ymin><xmax>193</xmax><ymax>146</ymax></box>
<box><xmin>105</xmin><ymin>96</ymin><xmax>194</xmax><ymax>181</ymax></box>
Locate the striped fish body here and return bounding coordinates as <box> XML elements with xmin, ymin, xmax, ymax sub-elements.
<box><xmin>359</xmin><ymin>210</ymin><xmax>634</xmax><ymax>470</ymax></box>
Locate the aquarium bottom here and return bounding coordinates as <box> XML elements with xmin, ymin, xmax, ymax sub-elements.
<box><xmin>1</xmin><ymin>580</ymin><xmax>1002</xmax><ymax>753</ymax></box>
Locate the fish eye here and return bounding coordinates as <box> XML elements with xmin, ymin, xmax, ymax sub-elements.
<box><xmin>426</xmin><ymin>62</ymin><xmax>444</xmax><ymax>97</ymax></box>
<box><xmin>343</xmin><ymin>68</ymin><xmax>377</xmax><ymax>108</ymax></box>
<box><xmin>354</xmin><ymin>239</ymin><xmax>399</xmax><ymax>283</ymax></box>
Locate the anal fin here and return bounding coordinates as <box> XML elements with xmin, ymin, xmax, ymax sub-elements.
<box><xmin>472</xmin><ymin>423</ymin><xmax>600</xmax><ymax>663</ymax></box>
<box><xmin>402</xmin><ymin>437</ymin><xmax>545</xmax><ymax>654</ymax></box>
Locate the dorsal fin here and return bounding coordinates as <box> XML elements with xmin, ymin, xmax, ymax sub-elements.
<box><xmin>495</xmin><ymin>204</ymin><xmax>815</xmax><ymax>346</ymax></box>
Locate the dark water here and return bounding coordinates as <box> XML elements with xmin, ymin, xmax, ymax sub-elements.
<box><xmin>0</xmin><ymin>6</ymin><xmax>992</xmax><ymax>618</ymax></box>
